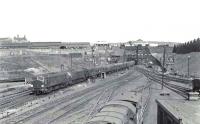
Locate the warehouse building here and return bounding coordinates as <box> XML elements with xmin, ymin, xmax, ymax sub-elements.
<box><xmin>62</xmin><ymin>42</ymin><xmax>90</xmax><ymax>49</ymax></box>
<box><xmin>0</xmin><ymin>41</ymin><xmax>90</xmax><ymax>49</ymax></box>
<box><xmin>0</xmin><ymin>37</ymin><xmax>12</xmax><ymax>45</ymax></box>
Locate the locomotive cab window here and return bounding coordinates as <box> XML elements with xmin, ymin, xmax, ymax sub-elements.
<box><xmin>44</xmin><ymin>79</ymin><xmax>47</xmax><ymax>84</ymax></box>
<box><xmin>37</xmin><ymin>76</ymin><xmax>44</xmax><ymax>82</ymax></box>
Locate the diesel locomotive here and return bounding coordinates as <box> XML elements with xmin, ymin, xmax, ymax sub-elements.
<box><xmin>26</xmin><ymin>61</ymin><xmax>135</xmax><ymax>94</ymax></box>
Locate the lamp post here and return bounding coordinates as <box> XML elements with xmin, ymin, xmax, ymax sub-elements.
<box><xmin>70</xmin><ymin>53</ymin><xmax>72</xmax><ymax>69</ymax></box>
<box><xmin>91</xmin><ymin>46</ymin><xmax>95</xmax><ymax>67</ymax></box>
<box><xmin>188</xmin><ymin>56</ymin><xmax>190</xmax><ymax>77</ymax></box>
<box><xmin>123</xmin><ymin>49</ymin><xmax>126</xmax><ymax>64</ymax></box>
<box><xmin>161</xmin><ymin>45</ymin><xmax>166</xmax><ymax>89</ymax></box>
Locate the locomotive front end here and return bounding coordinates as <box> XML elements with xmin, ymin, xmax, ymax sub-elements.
<box><xmin>32</xmin><ymin>75</ymin><xmax>48</xmax><ymax>94</ymax></box>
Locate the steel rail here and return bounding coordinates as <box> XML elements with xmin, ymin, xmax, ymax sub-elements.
<box><xmin>1</xmin><ymin>69</ymin><xmax>135</xmax><ymax>124</ymax></box>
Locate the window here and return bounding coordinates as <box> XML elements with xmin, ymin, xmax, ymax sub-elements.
<box><xmin>37</xmin><ymin>76</ymin><xmax>44</xmax><ymax>82</ymax></box>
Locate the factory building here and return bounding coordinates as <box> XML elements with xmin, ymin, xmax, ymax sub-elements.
<box><xmin>62</xmin><ymin>42</ymin><xmax>90</xmax><ymax>49</ymax></box>
<box><xmin>0</xmin><ymin>41</ymin><xmax>90</xmax><ymax>49</ymax></box>
<box><xmin>125</xmin><ymin>39</ymin><xmax>177</xmax><ymax>47</ymax></box>
<box><xmin>0</xmin><ymin>42</ymin><xmax>61</xmax><ymax>48</ymax></box>
<box><xmin>13</xmin><ymin>35</ymin><xmax>29</xmax><ymax>43</ymax></box>
<box><xmin>0</xmin><ymin>35</ymin><xmax>90</xmax><ymax>49</ymax></box>
<box><xmin>0</xmin><ymin>37</ymin><xmax>12</xmax><ymax>45</ymax></box>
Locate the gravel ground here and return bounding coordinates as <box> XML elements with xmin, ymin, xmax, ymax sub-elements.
<box><xmin>143</xmin><ymin>81</ymin><xmax>185</xmax><ymax>124</ymax></box>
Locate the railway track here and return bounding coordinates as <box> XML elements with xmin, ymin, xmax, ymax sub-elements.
<box><xmin>136</xmin><ymin>67</ymin><xmax>190</xmax><ymax>99</ymax></box>
<box><xmin>36</xmin><ymin>90</ymin><xmax>103</xmax><ymax>124</ymax></box>
<box><xmin>66</xmin><ymin>75</ymin><xmax>150</xmax><ymax>124</ymax></box>
<box><xmin>0</xmin><ymin>85</ymin><xmax>77</xmax><ymax>115</ymax></box>
<box><xmin>0</xmin><ymin>90</ymin><xmax>32</xmax><ymax>110</ymax></box>
<box><xmin>60</xmin><ymin>85</ymin><xmax>122</xmax><ymax>124</ymax></box>
<box><xmin>48</xmin><ymin>88</ymin><xmax>113</xmax><ymax>124</ymax></box>
<box><xmin>145</xmin><ymin>70</ymin><xmax>192</xmax><ymax>84</ymax></box>
<box><xmin>0</xmin><ymin>69</ymin><xmax>138</xmax><ymax>124</ymax></box>
<box><xmin>0</xmin><ymin>89</ymin><xmax>31</xmax><ymax>99</ymax></box>
<box><xmin>40</xmin><ymin>73</ymin><xmax>141</xmax><ymax>124</ymax></box>
<box><xmin>0</xmin><ymin>69</ymin><xmax>127</xmax><ymax>115</ymax></box>
<box><xmin>137</xmin><ymin>83</ymin><xmax>152</xmax><ymax>124</ymax></box>
<box><xmin>85</xmin><ymin>87</ymin><xmax>116</xmax><ymax>121</ymax></box>
<box><xmin>136</xmin><ymin>68</ymin><xmax>190</xmax><ymax>87</ymax></box>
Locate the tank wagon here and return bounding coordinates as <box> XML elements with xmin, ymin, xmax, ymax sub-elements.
<box><xmin>87</xmin><ymin>98</ymin><xmax>137</xmax><ymax>124</ymax></box>
<box><xmin>27</xmin><ymin>61</ymin><xmax>135</xmax><ymax>94</ymax></box>
<box><xmin>87</xmin><ymin>87</ymin><xmax>142</xmax><ymax>124</ymax></box>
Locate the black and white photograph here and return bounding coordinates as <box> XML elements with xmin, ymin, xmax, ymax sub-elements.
<box><xmin>0</xmin><ymin>0</ymin><xmax>200</xmax><ymax>124</ymax></box>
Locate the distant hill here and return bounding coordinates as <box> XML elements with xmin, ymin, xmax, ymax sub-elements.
<box><xmin>149</xmin><ymin>46</ymin><xmax>173</xmax><ymax>54</ymax></box>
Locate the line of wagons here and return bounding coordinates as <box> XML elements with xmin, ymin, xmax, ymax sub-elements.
<box><xmin>26</xmin><ymin>61</ymin><xmax>135</xmax><ymax>95</ymax></box>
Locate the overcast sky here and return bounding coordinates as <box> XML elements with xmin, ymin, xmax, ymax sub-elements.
<box><xmin>0</xmin><ymin>0</ymin><xmax>199</xmax><ymax>43</ymax></box>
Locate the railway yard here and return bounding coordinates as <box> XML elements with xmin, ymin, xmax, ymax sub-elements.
<box><xmin>0</xmin><ymin>45</ymin><xmax>200</xmax><ymax>124</ymax></box>
<box><xmin>0</xmin><ymin>68</ymin><xmax>149</xmax><ymax>124</ymax></box>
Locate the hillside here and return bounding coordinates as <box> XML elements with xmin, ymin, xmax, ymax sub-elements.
<box><xmin>149</xmin><ymin>46</ymin><xmax>200</xmax><ymax>78</ymax></box>
<box><xmin>172</xmin><ymin>52</ymin><xmax>200</xmax><ymax>77</ymax></box>
<box><xmin>0</xmin><ymin>55</ymin><xmax>89</xmax><ymax>80</ymax></box>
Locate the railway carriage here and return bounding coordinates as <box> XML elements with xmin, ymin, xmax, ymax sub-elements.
<box><xmin>95</xmin><ymin>66</ymin><xmax>106</xmax><ymax>77</ymax></box>
<box><xmin>70</xmin><ymin>69</ymin><xmax>88</xmax><ymax>85</ymax></box>
<box><xmin>107</xmin><ymin>63</ymin><xmax>118</xmax><ymax>73</ymax></box>
<box><xmin>87</xmin><ymin>67</ymin><xmax>100</xmax><ymax>78</ymax></box>
<box><xmin>104</xmin><ymin>64</ymin><xmax>113</xmax><ymax>74</ymax></box>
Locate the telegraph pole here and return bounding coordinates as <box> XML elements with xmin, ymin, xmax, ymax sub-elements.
<box><xmin>188</xmin><ymin>56</ymin><xmax>190</xmax><ymax>77</ymax></box>
<box><xmin>70</xmin><ymin>54</ymin><xmax>72</xmax><ymax>69</ymax></box>
<box><xmin>161</xmin><ymin>45</ymin><xmax>167</xmax><ymax>89</ymax></box>
<box><xmin>91</xmin><ymin>46</ymin><xmax>95</xmax><ymax>67</ymax></box>
<box><xmin>91</xmin><ymin>46</ymin><xmax>96</xmax><ymax>83</ymax></box>
<box><xmin>123</xmin><ymin>49</ymin><xmax>126</xmax><ymax>64</ymax></box>
<box><xmin>135</xmin><ymin>45</ymin><xmax>139</xmax><ymax>65</ymax></box>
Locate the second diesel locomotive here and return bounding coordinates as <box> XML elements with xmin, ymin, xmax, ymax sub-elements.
<box><xmin>27</xmin><ymin>61</ymin><xmax>135</xmax><ymax>94</ymax></box>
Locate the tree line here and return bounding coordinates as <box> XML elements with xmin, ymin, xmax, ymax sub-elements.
<box><xmin>173</xmin><ymin>38</ymin><xmax>200</xmax><ymax>54</ymax></box>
